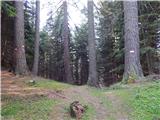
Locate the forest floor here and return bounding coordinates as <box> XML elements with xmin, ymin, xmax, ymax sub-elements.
<box><xmin>1</xmin><ymin>70</ymin><xmax>160</xmax><ymax>120</ymax></box>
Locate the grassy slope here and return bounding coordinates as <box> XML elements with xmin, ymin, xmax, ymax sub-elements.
<box><xmin>1</xmin><ymin>79</ymin><xmax>71</xmax><ymax>120</ymax></box>
<box><xmin>1</xmin><ymin>78</ymin><xmax>160</xmax><ymax>120</ymax></box>
<box><xmin>87</xmin><ymin>80</ymin><xmax>160</xmax><ymax>120</ymax></box>
<box><xmin>115</xmin><ymin>81</ymin><xmax>160</xmax><ymax>120</ymax></box>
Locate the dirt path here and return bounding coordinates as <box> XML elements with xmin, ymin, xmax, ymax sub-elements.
<box><xmin>1</xmin><ymin>70</ymin><xmax>129</xmax><ymax>120</ymax></box>
<box><xmin>49</xmin><ymin>86</ymin><xmax>129</xmax><ymax>120</ymax></box>
<box><xmin>105</xmin><ymin>91</ymin><xmax>129</xmax><ymax>120</ymax></box>
<box><xmin>49</xmin><ymin>86</ymin><xmax>109</xmax><ymax>120</ymax></box>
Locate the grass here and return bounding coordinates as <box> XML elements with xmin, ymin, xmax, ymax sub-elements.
<box><xmin>89</xmin><ymin>80</ymin><xmax>160</xmax><ymax>120</ymax></box>
<box><xmin>29</xmin><ymin>79</ymin><xmax>72</xmax><ymax>90</ymax></box>
<box><xmin>2</xmin><ymin>79</ymin><xmax>72</xmax><ymax>120</ymax></box>
<box><xmin>89</xmin><ymin>87</ymin><xmax>117</xmax><ymax>120</ymax></box>
<box><xmin>2</xmin><ymin>76</ymin><xmax>160</xmax><ymax>120</ymax></box>
<box><xmin>1</xmin><ymin>96</ymin><xmax>58</xmax><ymax>120</ymax></box>
<box><xmin>82</xmin><ymin>104</ymin><xmax>96</xmax><ymax>120</ymax></box>
<box><xmin>115</xmin><ymin>81</ymin><xmax>160</xmax><ymax>120</ymax></box>
<box><xmin>89</xmin><ymin>87</ymin><xmax>112</xmax><ymax>108</ymax></box>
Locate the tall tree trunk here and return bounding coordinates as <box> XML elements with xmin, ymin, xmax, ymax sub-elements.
<box><xmin>62</xmin><ymin>1</ymin><xmax>73</xmax><ymax>83</ymax></box>
<box><xmin>81</xmin><ymin>57</ymin><xmax>89</xmax><ymax>85</ymax></box>
<box><xmin>87</xmin><ymin>0</ymin><xmax>98</xmax><ymax>87</ymax></box>
<box><xmin>75</xmin><ymin>57</ymin><xmax>79</xmax><ymax>84</ymax></box>
<box><xmin>123</xmin><ymin>1</ymin><xmax>143</xmax><ymax>82</ymax></box>
<box><xmin>32</xmin><ymin>0</ymin><xmax>40</xmax><ymax>75</ymax></box>
<box><xmin>15</xmin><ymin>1</ymin><xmax>29</xmax><ymax>75</ymax></box>
<box><xmin>0</xmin><ymin>1</ymin><xmax>1</xmax><ymax>64</ymax></box>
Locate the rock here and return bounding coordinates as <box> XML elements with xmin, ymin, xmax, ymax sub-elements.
<box><xmin>70</xmin><ymin>101</ymin><xmax>85</xmax><ymax>120</ymax></box>
<box><xmin>27</xmin><ymin>80</ymin><xmax>36</xmax><ymax>86</ymax></box>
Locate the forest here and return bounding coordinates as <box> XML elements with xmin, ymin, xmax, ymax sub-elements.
<box><xmin>1</xmin><ymin>0</ymin><xmax>160</xmax><ymax>120</ymax></box>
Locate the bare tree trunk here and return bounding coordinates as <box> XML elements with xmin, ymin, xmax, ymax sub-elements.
<box><xmin>15</xmin><ymin>1</ymin><xmax>29</xmax><ymax>75</ymax></box>
<box><xmin>62</xmin><ymin>1</ymin><xmax>73</xmax><ymax>83</ymax></box>
<box><xmin>0</xmin><ymin>1</ymin><xmax>1</xmax><ymax>63</ymax></box>
<box><xmin>81</xmin><ymin>57</ymin><xmax>89</xmax><ymax>85</ymax></box>
<box><xmin>32</xmin><ymin>0</ymin><xmax>40</xmax><ymax>75</ymax></box>
<box><xmin>75</xmin><ymin>57</ymin><xmax>79</xmax><ymax>84</ymax></box>
<box><xmin>87</xmin><ymin>0</ymin><xmax>98</xmax><ymax>87</ymax></box>
<box><xmin>123</xmin><ymin>1</ymin><xmax>144</xmax><ymax>82</ymax></box>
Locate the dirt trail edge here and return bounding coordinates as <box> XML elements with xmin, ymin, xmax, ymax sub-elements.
<box><xmin>49</xmin><ymin>86</ymin><xmax>109</xmax><ymax>120</ymax></box>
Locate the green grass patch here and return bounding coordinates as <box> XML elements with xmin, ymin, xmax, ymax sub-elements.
<box><xmin>30</xmin><ymin>79</ymin><xmax>72</xmax><ymax>90</ymax></box>
<box><xmin>1</xmin><ymin>96</ymin><xmax>58</xmax><ymax>120</ymax></box>
<box><xmin>82</xmin><ymin>104</ymin><xmax>96</xmax><ymax>120</ymax></box>
<box><xmin>2</xmin><ymin>101</ymin><xmax>24</xmax><ymax>116</ymax></box>
<box><xmin>116</xmin><ymin>81</ymin><xmax>160</xmax><ymax>120</ymax></box>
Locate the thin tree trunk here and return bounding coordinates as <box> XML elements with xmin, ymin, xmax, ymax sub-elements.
<box><xmin>123</xmin><ymin>1</ymin><xmax>143</xmax><ymax>82</ymax></box>
<box><xmin>15</xmin><ymin>1</ymin><xmax>29</xmax><ymax>75</ymax></box>
<box><xmin>32</xmin><ymin>0</ymin><xmax>40</xmax><ymax>75</ymax></box>
<box><xmin>87</xmin><ymin>0</ymin><xmax>98</xmax><ymax>87</ymax></box>
<box><xmin>62</xmin><ymin>1</ymin><xmax>73</xmax><ymax>83</ymax></box>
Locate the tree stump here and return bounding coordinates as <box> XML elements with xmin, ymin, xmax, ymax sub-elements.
<box><xmin>70</xmin><ymin>101</ymin><xmax>85</xmax><ymax>120</ymax></box>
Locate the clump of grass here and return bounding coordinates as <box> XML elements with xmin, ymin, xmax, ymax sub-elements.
<box><xmin>1</xmin><ymin>96</ymin><xmax>58</xmax><ymax>120</ymax></box>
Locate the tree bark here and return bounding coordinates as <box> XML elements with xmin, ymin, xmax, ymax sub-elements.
<box><xmin>62</xmin><ymin>1</ymin><xmax>73</xmax><ymax>83</ymax></box>
<box><xmin>75</xmin><ymin>57</ymin><xmax>79</xmax><ymax>84</ymax></box>
<box><xmin>123</xmin><ymin>1</ymin><xmax>144</xmax><ymax>82</ymax></box>
<box><xmin>87</xmin><ymin>0</ymin><xmax>98</xmax><ymax>87</ymax></box>
<box><xmin>80</xmin><ymin>57</ymin><xmax>89</xmax><ymax>85</ymax></box>
<box><xmin>0</xmin><ymin>1</ymin><xmax>1</xmax><ymax>61</ymax></box>
<box><xmin>32</xmin><ymin>0</ymin><xmax>40</xmax><ymax>75</ymax></box>
<box><xmin>15</xmin><ymin>1</ymin><xmax>29</xmax><ymax>75</ymax></box>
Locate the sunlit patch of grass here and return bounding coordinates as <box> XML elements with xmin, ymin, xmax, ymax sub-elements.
<box><xmin>1</xmin><ymin>96</ymin><xmax>58</xmax><ymax>120</ymax></box>
<box><xmin>30</xmin><ymin>79</ymin><xmax>72</xmax><ymax>90</ymax></box>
